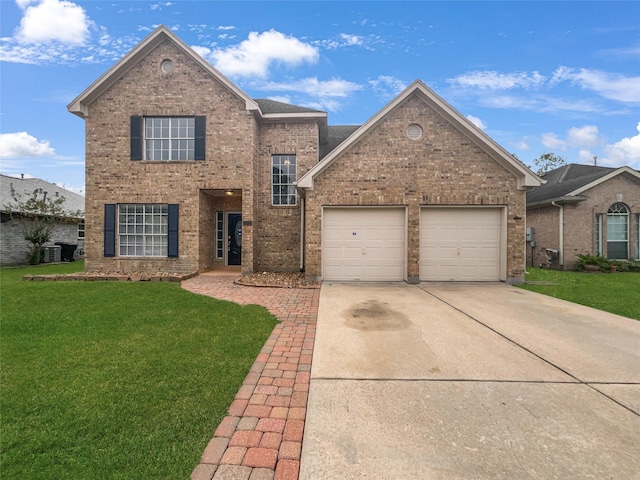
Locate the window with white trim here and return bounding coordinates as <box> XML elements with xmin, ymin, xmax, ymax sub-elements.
<box><xmin>145</xmin><ymin>117</ymin><xmax>194</xmax><ymax>160</ymax></box>
<box><xmin>77</xmin><ymin>221</ymin><xmax>85</xmax><ymax>240</ymax></box>
<box><xmin>272</xmin><ymin>154</ymin><xmax>297</xmax><ymax>206</ymax></box>
<box><xmin>118</xmin><ymin>204</ymin><xmax>168</xmax><ymax>257</ymax></box>
<box><xmin>131</xmin><ymin>116</ymin><xmax>205</xmax><ymax>161</ymax></box>
<box><xmin>606</xmin><ymin>202</ymin><xmax>629</xmax><ymax>259</ymax></box>
<box><xmin>216</xmin><ymin>211</ymin><xmax>224</xmax><ymax>259</ymax></box>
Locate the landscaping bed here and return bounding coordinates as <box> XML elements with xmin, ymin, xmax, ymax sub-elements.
<box><xmin>235</xmin><ymin>271</ymin><xmax>320</xmax><ymax>288</ymax></box>
<box><xmin>22</xmin><ymin>271</ymin><xmax>197</xmax><ymax>282</ymax></box>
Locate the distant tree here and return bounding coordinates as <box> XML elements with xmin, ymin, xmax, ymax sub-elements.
<box><xmin>533</xmin><ymin>152</ymin><xmax>567</xmax><ymax>175</ymax></box>
<box><xmin>4</xmin><ymin>185</ymin><xmax>80</xmax><ymax>264</ymax></box>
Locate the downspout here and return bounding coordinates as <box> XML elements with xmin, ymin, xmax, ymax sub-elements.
<box><xmin>299</xmin><ymin>195</ymin><xmax>305</xmax><ymax>272</ymax></box>
<box><xmin>551</xmin><ymin>201</ymin><xmax>564</xmax><ymax>266</ymax></box>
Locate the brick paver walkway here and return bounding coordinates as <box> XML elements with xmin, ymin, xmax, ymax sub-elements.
<box><xmin>183</xmin><ymin>272</ymin><xmax>320</xmax><ymax>480</ymax></box>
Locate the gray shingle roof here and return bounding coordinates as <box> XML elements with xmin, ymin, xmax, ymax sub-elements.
<box><xmin>1</xmin><ymin>174</ymin><xmax>84</xmax><ymax>218</ymax></box>
<box><xmin>321</xmin><ymin>125</ymin><xmax>361</xmax><ymax>159</ymax></box>
<box><xmin>527</xmin><ymin>164</ymin><xmax>623</xmax><ymax>205</ymax></box>
<box><xmin>254</xmin><ymin>99</ymin><xmax>325</xmax><ymax>115</ymax></box>
<box><xmin>254</xmin><ymin>99</ymin><xmax>361</xmax><ymax>160</ymax></box>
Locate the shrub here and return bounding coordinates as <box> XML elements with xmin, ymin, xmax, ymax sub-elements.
<box><xmin>576</xmin><ymin>253</ymin><xmax>610</xmax><ymax>272</ymax></box>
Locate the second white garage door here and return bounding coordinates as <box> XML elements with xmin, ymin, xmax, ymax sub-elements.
<box><xmin>323</xmin><ymin>208</ymin><xmax>405</xmax><ymax>281</ymax></box>
<box><xmin>420</xmin><ymin>207</ymin><xmax>503</xmax><ymax>281</ymax></box>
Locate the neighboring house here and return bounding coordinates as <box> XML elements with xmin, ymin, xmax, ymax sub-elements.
<box><xmin>67</xmin><ymin>26</ymin><xmax>541</xmax><ymax>284</ymax></box>
<box><xmin>526</xmin><ymin>164</ymin><xmax>640</xmax><ymax>270</ymax></box>
<box><xmin>0</xmin><ymin>174</ymin><xmax>85</xmax><ymax>265</ymax></box>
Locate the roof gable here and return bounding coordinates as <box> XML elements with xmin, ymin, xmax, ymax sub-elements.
<box><xmin>297</xmin><ymin>79</ymin><xmax>541</xmax><ymax>190</ymax></box>
<box><xmin>527</xmin><ymin>164</ymin><xmax>640</xmax><ymax>206</ymax></box>
<box><xmin>68</xmin><ymin>25</ymin><xmax>259</xmax><ymax>118</ymax></box>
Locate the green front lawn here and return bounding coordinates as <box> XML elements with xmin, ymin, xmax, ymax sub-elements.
<box><xmin>1</xmin><ymin>262</ymin><xmax>278</xmax><ymax>479</ymax></box>
<box><xmin>519</xmin><ymin>268</ymin><xmax>640</xmax><ymax>320</ymax></box>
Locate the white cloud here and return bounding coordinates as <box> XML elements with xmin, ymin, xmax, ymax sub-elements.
<box><xmin>191</xmin><ymin>45</ymin><xmax>212</xmax><ymax>59</ymax></box>
<box><xmin>313</xmin><ymin>33</ymin><xmax>381</xmax><ymax>51</ymax></box>
<box><xmin>340</xmin><ymin>33</ymin><xmax>363</xmax><ymax>46</ymax></box>
<box><xmin>15</xmin><ymin>0</ymin><xmax>92</xmax><ymax>46</ymax></box>
<box><xmin>541</xmin><ymin>125</ymin><xmax>603</xmax><ymax>153</ymax></box>
<box><xmin>0</xmin><ymin>132</ymin><xmax>56</xmax><ymax>157</ymax></box>
<box><xmin>200</xmin><ymin>30</ymin><xmax>319</xmax><ymax>78</ymax></box>
<box><xmin>541</xmin><ymin>132</ymin><xmax>567</xmax><ymax>151</ymax></box>
<box><xmin>16</xmin><ymin>0</ymin><xmax>36</xmax><ymax>8</ymax></box>
<box><xmin>266</xmin><ymin>95</ymin><xmax>292</xmax><ymax>104</ymax></box>
<box><xmin>603</xmin><ymin>122</ymin><xmax>640</xmax><ymax>168</ymax></box>
<box><xmin>447</xmin><ymin>70</ymin><xmax>546</xmax><ymax>90</ymax></box>
<box><xmin>596</xmin><ymin>45</ymin><xmax>640</xmax><ymax>60</ymax></box>
<box><xmin>566</xmin><ymin>125</ymin><xmax>601</xmax><ymax>148</ymax></box>
<box><xmin>150</xmin><ymin>2</ymin><xmax>173</xmax><ymax>11</ymax></box>
<box><xmin>551</xmin><ymin>66</ymin><xmax>640</xmax><ymax>103</ymax></box>
<box><xmin>466</xmin><ymin>115</ymin><xmax>487</xmax><ymax>130</ymax></box>
<box><xmin>264</xmin><ymin>77</ymin><xmax>361</xmax><ymax>98</ymax></box>
<box><xmin>368</xmin><ymin>76</ymin><xmax>407</xmax><ymax>99</ymax></box>
<box><xmin>578</xmin><ymin>149</ymin><xmax>596</xmax><ymax>164</ymax></box>
<box><xmin>257</xmin><ymin>77</ymin><xmax>362</xmax><ymax>112</ymax></box>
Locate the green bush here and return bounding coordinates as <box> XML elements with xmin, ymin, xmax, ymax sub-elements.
<box><xmin>576</xmin><ymin>253</ymin><xmax>610</xmax><ymax>272</ymax></box>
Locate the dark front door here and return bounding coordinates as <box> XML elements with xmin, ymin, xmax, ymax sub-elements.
<box><xmin>227</xmin><ymin>213</ymin><xmax>242</xmax><ymax>265</ymax></box>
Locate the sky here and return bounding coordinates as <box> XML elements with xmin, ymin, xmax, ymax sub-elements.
<box><xmin>0</xmin><ymin>0</ymin><xmax>639</xmax><ymax>195</ymax></box>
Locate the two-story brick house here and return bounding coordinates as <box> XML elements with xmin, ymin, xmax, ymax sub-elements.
<box><xmin>68</xmin><ymin>26</ymin><xmax>540</xmax><ymax>284</ymax></box>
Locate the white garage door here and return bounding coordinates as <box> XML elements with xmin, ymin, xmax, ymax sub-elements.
<box><xmin>323</xmin><ymin>208</ymin><xmax>405</xmax><ymax>281</ymax></box>
<box><xmin>420</xmin><ymin>207</ymin><xmax>503</xmax><ymax>281</ymax></box>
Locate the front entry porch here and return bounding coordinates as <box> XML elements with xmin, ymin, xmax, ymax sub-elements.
<box><xmin>199</xmin><ymin>189</ymin><xmax>251</xmax><ymax>273</ymax></box>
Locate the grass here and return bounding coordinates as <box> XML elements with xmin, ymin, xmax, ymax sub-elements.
<box><xmin>519</xmin><ymin>267</ymin><xmax>640</xmax><ymax>320</ymax></box>
<box><xmin>0</xmin><ymin>262</ymin><xmax>278</xmax><ymax>479</ymax></box>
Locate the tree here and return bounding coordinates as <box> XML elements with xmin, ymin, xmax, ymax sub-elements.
<box><xmin>4</xmin><ymin>185</ymin><xmax>80</xmax><ymax>264</ymax></box>
<box><xmin>532</xmin><ymin>152</ymin><xmax>567</xmax><ymax>175</ymax></box>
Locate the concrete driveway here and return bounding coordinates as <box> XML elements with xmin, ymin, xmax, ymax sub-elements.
<box><xmin>300</xmin><ymin>283</ymin><xmax>640</xmax><ymax>479</ymax></box>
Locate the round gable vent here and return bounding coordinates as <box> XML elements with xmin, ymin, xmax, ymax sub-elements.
<box><xmin>161</xmin><ymin>59</ymin><xmax>174</xmax><ymax>74</ymax></box>
<box><xmin>406</xmin><ymin>124</ymin><xmax>423</xmax><ymax>140</ymax></box>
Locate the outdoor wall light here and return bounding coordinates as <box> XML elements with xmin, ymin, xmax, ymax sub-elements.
<box><xmin>225</xmin><ymin>190</ymin><xmax>234</xmax><ymax>196</ymax></box>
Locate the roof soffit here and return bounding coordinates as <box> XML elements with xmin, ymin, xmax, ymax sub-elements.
<box><xmin>67</xmin><ymin>25</ymin><xmax>258</xmax><ymax>117</ymax></box>
<box><xmin>297</xmin><ymin>79</ymin><xmax>541</xmax><ymax>190</ymax></box>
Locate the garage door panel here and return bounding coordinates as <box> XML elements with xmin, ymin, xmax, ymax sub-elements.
<box><xmin>323</xmin><ymin>208</ymin><xmax>405</xmax><ymax>281</ymax></box>
<box><xmin>420</xmin><ymin>208</ymin><xmax>502</xmax><ymax>282</ymax></box>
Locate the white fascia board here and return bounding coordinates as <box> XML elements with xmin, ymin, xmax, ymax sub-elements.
<box><xmin>297</xmin><ymin>79</ymin><xmax>542</xmax><ymax>191</ymax></box>
<box><xmin>260</xmin><ymin>112</ymin><xmax>328</xmax><ymax>122</ymax></box>
<box><xmin>526</xmin><ymin>195</ymin><xmax>586</xmax><ymax>208</ymax></box>
<box><xmin>67</xmin><ymin>25</ymin><xmax>258</xmax><ymax>118</ymax></box>
<box><xmin>567</xmin><ymin>167</ymin><xmax>640</xmax><ymax>196</ymax></box>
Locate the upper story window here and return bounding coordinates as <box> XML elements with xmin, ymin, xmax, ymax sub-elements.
<box><xmin>145</xmin><ymin>117</ymin><xmax>194</xmax><ymax>160</ymax></box>
<box><xmin>272</xmin><ymin>154</ymin><xmax>297</xmax><ymax>206</ymax></box>
<box><xmin>130</xmin><ymin>115</ymin><xmax>205</xmax><ymax>161</ymax></box>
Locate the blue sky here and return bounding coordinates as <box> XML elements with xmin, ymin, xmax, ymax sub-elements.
<box><xmin>1</xmin><ymin>0</ymin><xmax>639</xmax><ymax>195</ymax></box>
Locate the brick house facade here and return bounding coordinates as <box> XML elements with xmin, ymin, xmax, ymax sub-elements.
<box><xmin>526</xmin><ymin>164</ymin><xmax>640</xmax><ymax>270</ymax></box>
<box><xmin>69</xmin><ymin>26</ymin><xmax>540</xmax><ymax>284</ymax></box>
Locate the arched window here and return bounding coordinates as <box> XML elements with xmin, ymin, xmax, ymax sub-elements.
<box><xmin>607</xmin><ymin>202</ymin><xmax>629</xmax><ymax>259</ymax></box>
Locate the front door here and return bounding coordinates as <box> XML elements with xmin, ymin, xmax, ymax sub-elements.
<box><xmin>227</xmin><ymin>213</ymin><xmax>242</xmax><ymax>265</ymax></box>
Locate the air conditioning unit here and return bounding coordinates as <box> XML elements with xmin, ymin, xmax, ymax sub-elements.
<box><xmin>42</xmin><ymin>245</ymin><xmax>61</xmax><ymax>263</ymax></box>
